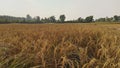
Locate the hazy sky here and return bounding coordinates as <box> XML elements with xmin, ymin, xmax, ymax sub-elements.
<box><xmin>0</xmin><ymin>0</ymin><xmax>120</xmax><ymax>20</ymax></box>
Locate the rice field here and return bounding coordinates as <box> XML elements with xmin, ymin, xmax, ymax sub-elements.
<box><xmin>0</xmin><ymin>23</ymin><xmax>120</xmax><ymax>68</ymax></box>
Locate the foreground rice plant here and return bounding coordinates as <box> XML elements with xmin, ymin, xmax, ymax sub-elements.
<box><xmin>0</xmin><ymin>23</ymin><xmax>120</xmax><ymax>68</ymax></box>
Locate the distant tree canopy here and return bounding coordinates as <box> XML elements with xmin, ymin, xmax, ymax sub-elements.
<box><xmin>59</xmin><ymin>15</ymin><xmax>66</xmax><ymax>23</ymax></box>
<box><xmin>26</xmin><ymin>14</ymin><xmax>32</xmax><ymax>21</ymax></box>
<box><xmin>95</xmin><ymin>15</ymin><xmax>120</xmax><ymax>22</ymax></box>
<box><xmin>34</xmin><ymin>16</ymin><xmax>40</xmax><ymax>23</ymax></box>
<box><xmin>49</xmin><ymin>16</ymin><xmax>56</xmax><ymax>23</ymax></box>
<box><xmin>114</xmin><ymin>15</ymin><xmax>120</xmax><ymax>22</ymax></box>
<box><xmin>0</xmin><ymin>14</ymin><xmax>120</xmax><ymax>24</ymax></box>
<box><xmin>85</xmin><ymin>16</ymin><xmax>94</xmax><ymax>23</ymax></box>
<box><xmin>77</xmin><ymin>17</ymin><xmax>84</xmax><ymax>23</ymax></box>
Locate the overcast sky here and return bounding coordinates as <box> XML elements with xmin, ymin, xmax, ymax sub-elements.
<box><xmin>0</xmin><ymin>0</ymin><xmax>120</xmax><ymax>20</ymax></box>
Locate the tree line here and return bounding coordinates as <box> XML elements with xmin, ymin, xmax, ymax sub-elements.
<box><xmin>0</xmin><ymin>14</ymin><xmax>120</xmax><ymax>24</ymax></box>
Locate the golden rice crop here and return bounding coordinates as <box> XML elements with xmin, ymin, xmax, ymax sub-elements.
<box><xmin>0</xmin><ymin>23</ymin><xmax>120</xmax><ymax>68</ymax></box>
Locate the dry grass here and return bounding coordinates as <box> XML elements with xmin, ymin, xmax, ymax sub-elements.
<box><xmin>0</xmin><ymin>23</ymin><xmax>120</xmax><ymax>68</ymax></box>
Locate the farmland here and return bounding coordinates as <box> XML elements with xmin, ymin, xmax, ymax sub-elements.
<box><xmin>0</xmin><ymin>23</ymin><xmax>120</xmax><ymax>68</ymax></box>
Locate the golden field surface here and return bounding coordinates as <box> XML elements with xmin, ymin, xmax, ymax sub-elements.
<box><xmin>0</xmin><ymin>23</ymin><xmax>120</xmax><ymax>68</ymax></box>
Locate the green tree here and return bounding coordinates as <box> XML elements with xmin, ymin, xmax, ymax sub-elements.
<box><xmin>59</xmin><ymin>15</ymin><xmax>66</xmax><ymax>23</ymax></box>
<box><xmin>35</xmin><ymin>16</ymin><xmax>40</xmax><ymax>23</ymax></box>
<box><xmin>114</xmin><ymin>15</ymin><xmax>119</xmax><ymax>22</ymax></box>
<box><xmin>77</xmin><ymin>17</ymin><xmax>84</xmax><ymax>23</ymax></box>
<box><xmin>49</xmin><ymin>16</ymin><xmax>56</xmax><ymax>23</ymax></box>
<box><xmin>26</xmin><ymin>14</ymin><xmax>32</xmax><ymax>23</ymax></box>
<box><xmin>96</xmin><ymin>18</ymin><xmax>105</xmax><ymax>22</ymax></box>
<box><xmin>85</xmin><ymin>16</ymin><xmax>93</xmax><ymax>23</ymax></box>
